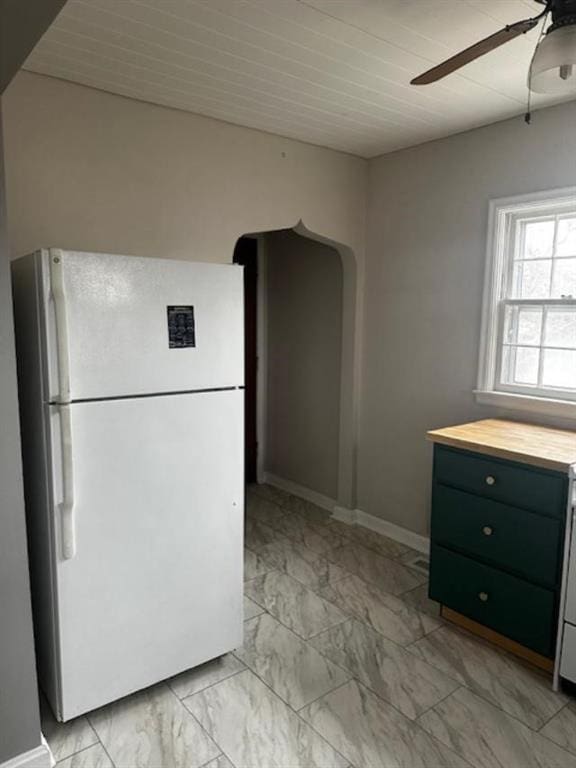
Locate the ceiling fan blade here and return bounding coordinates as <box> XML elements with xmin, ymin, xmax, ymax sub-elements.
<box><xmin>410</xmin><ymin>16</ymin><xmax>541</xmax><ymax>85</ymax></box>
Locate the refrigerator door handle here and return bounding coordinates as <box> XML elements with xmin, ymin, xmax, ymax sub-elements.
<box><xmin>58</xmin><ymin>404</ymin><xmax>76</xmax><ymax>559</ymax></box>
<box><xmin>50</xmin><ymin>250</ymin><xmax>75</xmax><ymax>558</ymax></box>
<box><xmin>49</xmin><ymin>249</ymin><xmax>72</xmax><ymax>403</ymax></box>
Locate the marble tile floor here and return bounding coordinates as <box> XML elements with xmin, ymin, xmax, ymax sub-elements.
<box><xmin>42</xmin><ymin>484</ymin><xmax>576</xmax><ymax>768</ymax></box>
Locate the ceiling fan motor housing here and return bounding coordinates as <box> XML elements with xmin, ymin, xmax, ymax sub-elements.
<box><xmin>547</xmin><ymin>0</ymin><xmax>576</xmax><ymax>31</ymax></box>
<box><xmin>530</xmin><ymin>0</ymin><xmax>576</xmax><ymax>93</ymax></box>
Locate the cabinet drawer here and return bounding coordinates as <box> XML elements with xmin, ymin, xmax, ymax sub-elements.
<box><xmin>431</xmin><ymin>485</ymin><xmax>562</xmax><ymax>588</ymax></box>
<box><xmin>429</xmin><ymin>544</ymin><xmax>556</xmax><ymax>657</ymax></box>
<box><xmin>434</xmin><ymin>446</ymin><xmax>567</xmax><ymax>518</ymax></box>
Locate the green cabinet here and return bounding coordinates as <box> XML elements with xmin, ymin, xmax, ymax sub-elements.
<box><xmin>429</xmin><ymin>445</ymin><xmax>568</xmax><ymax>658</ymax></box>
<box><xmin>433</xmin><ymin>447</ymin><xmax>567</xmax><ymax>518</ymax></box>
<box><xmin>431</xmin><ymin>485</ymin><xmax>562</xmax><ymax>588</ymax></box>
<box><xmin>430</xmin><ymin>545</ymin><xmax>557</xmax><ymax>657</ymax></box>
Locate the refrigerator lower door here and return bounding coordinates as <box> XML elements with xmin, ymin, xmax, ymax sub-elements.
<box><xmin>48</xmin><ymin>389</ymin><xmax>243</xmax><ymax>721</ymax></box>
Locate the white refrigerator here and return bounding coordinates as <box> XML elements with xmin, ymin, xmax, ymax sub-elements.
<box><xmin>12</xmin><ymin>249</ymin><xmax>244</xmax><ymax>722</ymax></box>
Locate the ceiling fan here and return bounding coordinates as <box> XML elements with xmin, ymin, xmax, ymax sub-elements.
<box><xmin>411</xmin><ymin>0</ymin><xmax>576</xmax><ymax>94</ymax></box>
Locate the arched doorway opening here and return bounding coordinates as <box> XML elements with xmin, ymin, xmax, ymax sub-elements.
<box><xmin>233</xmin><ymin>222</ymin><xmax>357</xmax><ymax>515</ymax></box>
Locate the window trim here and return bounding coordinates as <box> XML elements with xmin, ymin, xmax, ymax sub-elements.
<box><xmin>475</xmin><ymin>187</ymin><xmax>576</xmax><ymax>420</ymax></box>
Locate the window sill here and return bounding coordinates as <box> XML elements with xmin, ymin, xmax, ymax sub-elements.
<box><xmin>474</xmin><ymin>390</ymin><xmax>576</xmax><ymax>421</ymax></box>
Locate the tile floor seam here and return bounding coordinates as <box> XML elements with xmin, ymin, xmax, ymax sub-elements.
<box><xmin>300</xmin><ymin>611</ymin><xmax>351</xmax><ymax>642</ymax></box>
<box><xmin>348</xmin><ymin>663</ymin><xmax>458</xmax><ymax>726</ymax></box>
<box><xmin>299</xmin><ymin>621</ymin><xmax>363</xmax><ymax>685</ymax></box>
<box><xmin>53</xmin><ymin>741</ymin><xmax>106</xmax><ymax>767</ymax></box>
<box><xmin>403</xmin><ymin>620</ymin><xmax>445</xmax><ymax>643</ymax></box>
<box><xmin>292</xmin><ymin>697</ymin><xmax>355</xmax><ymax>768</ymax></box>
<box><xmin>537</xmin><ymin>701</ymin><xmax>570</xmax><ymax>732</ymax></box>
<box><xmin>294</xmin><ymin>677</ymin><xmax>352</xmax><ymax>714</ymax></box>
<box><xmin>244</xmin><ymin>570</ymin><xmax>349</xmax><ymax>642</ymax></box>
<box><xmin>396</xmin><ymin>579</ymin><xmax>427</xmax><ymax>597</ymax></box>
<box><xmin>535</xmin><ymin>720</ymin><xmax>576</xmax><ymax>754</ymax></box>
<box><xmin>196</xmin><ymin>753</ymin><xmax>227</xmax><ymax>768</ymax></box>
<box><xmin>316</xmin><ymin>574</ymin><xmax>443</xmax><ymax>647</ymax></box>
<box><xmin>180</xmin><ymin>699</ymin><xmax>231</xmax><ymax>766</ymax></box>
<box><xmin>413</xmin><ymin>683</ymin><xmax>465</xmax><ymax>725</ymax></box>
<box><xmin>419</xmin><ymin>686</ymin><xmax>576</xmax><ymax>768</ymax></box>
<box><xmin>324</xmin><ymin>542</ymin><xmax>427</xmax><ymax>595</ymax></box>
<box><xmin>230</xmin><ymin>656</ymin><xmax>325</xmax><ymax>716</ymax></box>
<box><xmin>242</xmin><ymin>572</ymin><xmax>270</xmax><ymax>599</ymax></box>
<box><xmin>82</xmin><ymin>718</ymin><xmax>117</xmax><ymax>768</ymax></box>
<box><xmin>179</xmin><ymin>667</ymin><xmax>247</xmax><ymax>703</ymax></box>
<box><xmin>402</xmin><ymin>634</ymin><xmax>471</xmax><ymax>688</ymax></box>
<box><xmin>293</xmin><ymin>570</ymin><xmax>355</xmax><ymax>596</ymax></box>
<box><xmin>404</xmin><ymin>627</ymin><xmax>569</xmax><ymax>732</ymax></box>
<box><xmin>306</xmin><ymin>622</ymin><xmax>461</xmax><ymax>728</ymax></box>
<box><xmin>232</xmin><ymin>636</ymin><xmax>352</xmax><ymax>715</ymax></box>
<box><xmin>194</xmin><ymin>665</ymin><xmax>350</xmax><ymax>766</ymax></box>
<box><xmin>265</xmin><ymin>518</ymin><xmax>346</xmax><ymax>552</ymax></box>
<box><xmin>539</xmin><ymin>710</ymin><xmax>576</xmax><ymax>758</ymax></box>
<box><xmin>414</xmin><ymin>661</ymin><xmax>564</xmax><ymax>734</ymax></box>
<box><xmin>423</xmin><ymin>683</ymin><xmax>575</xmax><ymax>747</ymax></box>
<box><xmin>255</xmin><ymin>539</ymin><xmax>357</xmax><ymax>594</ymax></box>
<box><xmin>168</xmin><ymin>659</ymin><xmax>248</xmax><ymax>701</ymax></box>
<box><xmin>415</xmin><ymin>722</ymin><xmax>477</xmax><ymax>768</ymax></box>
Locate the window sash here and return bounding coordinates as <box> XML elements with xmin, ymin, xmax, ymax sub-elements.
<box><xmin>495</xmin><ymin>298</ymin><xmax>576</xmax><ymax>401</ymax></box>
<box><xmin>477</xmin><ymin>188</ymin><xmax>576</xmax><ymax>407</ymax></box>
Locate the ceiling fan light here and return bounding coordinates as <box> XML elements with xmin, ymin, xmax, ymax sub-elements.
<box><xmin>530</xmin><ymin>24</ymin><xmax>576</xmax><ymax>93</ymax></box>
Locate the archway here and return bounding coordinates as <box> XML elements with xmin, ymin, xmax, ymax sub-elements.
<box><xmin>232</xmin><ymin>221</ymin><xmax>359</xmax><ymax>515</ymax></box>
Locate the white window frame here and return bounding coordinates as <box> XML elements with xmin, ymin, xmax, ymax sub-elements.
<box><xmin>476</xmin><ymin>187</ymin><xmax>576</xmax><ymax>420</ymax></box>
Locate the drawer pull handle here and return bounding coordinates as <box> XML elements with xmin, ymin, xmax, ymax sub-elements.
<box><xmin>478</xmin><ymin>592</ymin><xmax>489</xmax><ymax>602</ymax></box>
<box><xmin>482</xmin><ymin>526</ymin><xmax>493</xmax><ymax>537</ymax></box>
<box><xmin>485</xmin><ymin>476</ymin><xmax>496</xmax><ymax>486</ymax></box>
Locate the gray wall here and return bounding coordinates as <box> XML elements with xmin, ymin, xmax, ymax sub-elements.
<box><xmin>3</xmin><ymin>71</ymin><xmax>365</xmax><ymax>511</ymax></box>
<box><xmin>3</xmin><ymin>72</ymin><xmax>366</xmax><ymax>265</ymax></box>
<box><xmin>265</xmin><ymin>230</ymin><xmax>343</xmax><ymax>500</ymax></box>
<box><xmin>0</xmin><ymin>2</ymin><xmax>67</xmax><ymax>760</ymax></box>
<box><xmin>0</xmin><ymin>100</ymin><xmax>41</xmax><ymax>763</ymax></box>
<box><xmin>361</xmin><ymin>100</ymin><xmax>576</xmax><ymax>536</ymax></box>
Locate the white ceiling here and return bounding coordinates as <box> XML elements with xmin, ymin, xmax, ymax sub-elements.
<box><xmin>23</xmin><ymin>0</ymin><xmax>574</xmax><ymax>158</ymax></box>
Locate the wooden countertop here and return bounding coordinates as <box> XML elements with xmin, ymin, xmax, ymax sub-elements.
<box><xmin>427</xmin><ymin>418</ymin><xmax>576</xmax><ymax>473</ymax></box>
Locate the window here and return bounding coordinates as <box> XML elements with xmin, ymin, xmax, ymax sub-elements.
<box><xmin>477</xmin><ymin>189</ymin><xmax>576</xmax><ymax>418</ymax></box>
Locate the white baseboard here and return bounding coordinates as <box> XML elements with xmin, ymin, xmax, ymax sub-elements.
<box><xmin>262</xmin><ymin>473</ymin><xmax>336</xmax><ymax>513</ymax></box>
<box><xmin>261</xmin><ymin>474</ymin><xmax>430</xmax><ymax>555</ymax></box>
<box><xmin>355</xmin><ymin>509</ymin><xmax>430</xmax><ymax>554</ymax></box>
<box><xmin>0</xmin><ymin>738</ymin><xmax>54</xmax><ymax>768</ymax></box>
<box><xmin>331</xmin><ymin>505</ymin><xmax>356</xmax><ymax>524</ymax></box>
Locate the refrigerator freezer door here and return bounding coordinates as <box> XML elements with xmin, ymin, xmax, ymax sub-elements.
<box><xmin>49</xmin><ymin>390</ymin><xmax>243</xmax><ymax>721</ymax></box>
<box><xmin>43</xmin><ymin>250</ymin><xmax>244</xmax><ymax>401</ymax></box>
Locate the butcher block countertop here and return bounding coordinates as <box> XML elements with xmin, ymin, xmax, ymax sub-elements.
<box><xmin>427</xmin><ymin>418</ymin><xmax>576</xmax><ymax>473</ymax></box>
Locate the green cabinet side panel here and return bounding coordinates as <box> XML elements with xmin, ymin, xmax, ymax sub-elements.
<box><xmin>434</xmin><ymin>446</ymin><xmax>567</xmax><ymax>519</ymax></box>
<box><xmin>432</xmin><ymin>484</ymin><xmax>562</xmax><ymax>588</ymax></box>
<box><xmin>429</xmin><ymin>544</ymin><xmax>556</xmax><ymax>657</ymax></box>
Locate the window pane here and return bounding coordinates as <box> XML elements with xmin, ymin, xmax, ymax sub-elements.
<box><xmin>512</xmin><ymin>260</ymin><xmax>552</xmax><ymax>298</ymax></box>
<box><xmin>503</xmin><ymin>306</ymin><xmax>542</xmax><ymax>345</ymax></box>
<box><xmin>551</xmin><ymin>258</ymin><xmax>576</xmax><ymax>298</ymax></box>
<box><xmin>557</xmin><ymin>217</ymin><xmax>576</xmax><ymax>257</ymax></box>
<box><xmin>521</xmin><ymin>220</ymin><xmax>554</xmax><ymax>259</ymax></box>
<box><xmin>501</xmin><ymin>346</ymin><xmax>539</xmax><ymax>385</ymax></box>
<box><xmin>518</xmin><ymin>307</ymin><xmax>542</xmax><ymax>345</ymax></box>
<box><xmin>514</xmin><ymin>346</ymin><xmax>540</xmax><ymax>384</ymax></box>
<box><xmin>544</xmin><ymin>310</ymin><xmax>576</xmax><ymax>349</ymax></box>
<box><xmin>542</xmin><ymin>349</ymin><xmax>576</xmax><ymax>389</ymax></box>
